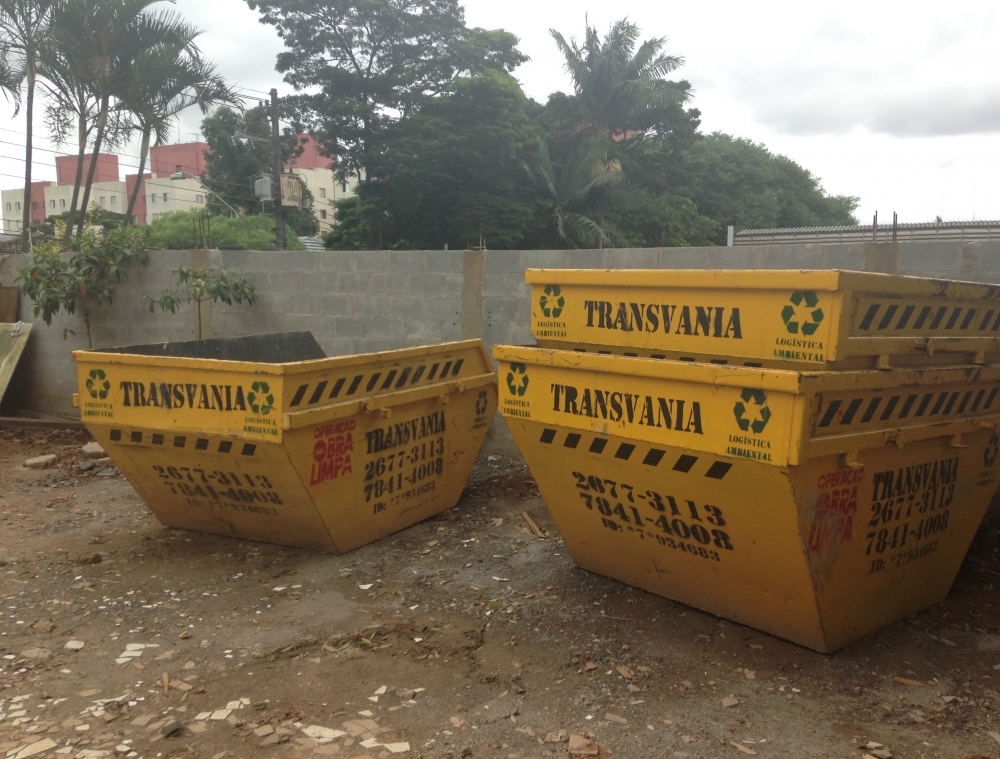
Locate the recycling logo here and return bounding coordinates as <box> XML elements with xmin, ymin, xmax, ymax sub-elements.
<box><xmin>506</xmin><ymin>363</ymin><xmax>529</xmax><ymax>397</ymax></box>
<box><xmin>985</xmin><ymin>434</ymin><xmax>999</xmax><ymax>468</ymax></box>
<box><xmin>86</xmin><ymin>368</ymin><xmax>110</xmax><ymax>400</ymax></box>
<box><xmin>539</xmin><ymin>285</ymin><xmax>565</xmax><ymax>319</ymax></box>
<box><xmin>247</xmin><ymin>380</ymin><xmax>274</xmax><ymax>415</ymax></box>
<box><xmin>734</xmin><ymin>388</ymin><xmax>771</xmax><ymax>434</ymax></box>
<box><xmin>475</xmin><ymin>390</ymin><xmax>489</xmax><ymax>416</ymax></box>
<box><xmin>781</xmin><ymin>291</ymin><xmax>824</xmax><ymax>336</ymax></box>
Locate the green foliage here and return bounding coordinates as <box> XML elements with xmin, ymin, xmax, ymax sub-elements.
<box><xmin>201</xmin><ymin>105</ymin><xmax>272</xmax><ymax>215</ymax></box>
<box><xmin>246</xmin><ymin>0</ymin><xmax>526</xmax><ymax>182</ymax></box>
<box><xmin>147</xmin><ymin>210</ymin><xmax>305</xmax><ymax>251</ymax></box>
<box><xmin>16</xmin><ymin>215</ymin><xmax>150</xmax><ymax>346</ymax></box>
<box><xmin>148</xmin><ymin>266</ymin><xmax>258</xmax><ymax>340</ymax></box>
<box><xmin>676</xmin><ymin>133</ymin><xmax>860</xmax><ymax>243</ymax></box>
<box><xmin>325</xmin><ymin>71</ymin><xmax>542</xmax><ymax>250</ymax></box>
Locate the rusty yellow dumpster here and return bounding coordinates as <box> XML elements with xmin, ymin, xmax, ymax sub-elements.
<box><xmin>528</xmin><ymin>269</ymin><xmax>1000</xmax><ymax>369</ymax></box>
<box><xmin>72</xmin><ymin>332</ymin><xmax>497</xmax><ymax>553</ymax></box>
<box><xmin>494</xmin><ymin>344</ymin><xmax>1000</xmax><ymax>652</ymax></box>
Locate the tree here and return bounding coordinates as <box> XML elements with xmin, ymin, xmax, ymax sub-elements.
<box><xmin>147</xmin><ymin>209</ymin><xmax>306</xmax><ymax>251</ymax></box>
<box><xmin>122</xmin><ymin>26</ymin><xmax>238</xmax><ymax>222</ymax></box>
<box><xmin>201</xmin><ymin>105</ymin><xmax>271</xmax><ymax>214</ymax></box>
<box><xmin>676</xmin><ymin>133</ymin><xmax>859</xmax><ymax>242</ymax></box>
<box><xmin>52</xmin><ymin>0</ymin><xmax>194</xmax><ymax>241</ymax></box>
<box><xmin>148</xmin><ymin>266</ymin><xmax>257</xmax><ymax>340</ymax></box>
<box><xmin>550</xmin><ymin>18</ymin><xmax>692</xmax><ymax>139</ymax></box>
<box><xmin>326</xmin><ymin>70</ymin><xmax>542</xmax><ymax>250</ymax></box>
<box><xmin>16</xmin><ymin>210</ymin><xmax>150</xmax><ymax>347</ymax></box>
<box><xmin>0</xmin><ymin>0</ymin><xmax>55</xmax><ymax>251</ymax></box>
<box><xmin>245</xmin><ymin>0</ymin><xmax>526</xmax><ymax>183</ymax></box>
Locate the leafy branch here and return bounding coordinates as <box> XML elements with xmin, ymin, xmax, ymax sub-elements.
<box><xmin>148</xmin><ymin>267</ymin><xmax>258</xmax><ymax>340</ymax></box>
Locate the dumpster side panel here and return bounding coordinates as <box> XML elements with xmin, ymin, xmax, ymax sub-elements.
<box><xmin>794</xmin><ymin>434</ymin><xmax>1000</xmax><ymax>651</ymax></box>
<box><xmin>87</xmin><ymin>427</ymin><xmax>335</xmax><ymax>551</ymax></box>
<box><xmin>284</xmin><ymin>384</ymin><xmax>497</xmax><ymax>553</ymax></box>
<box><xmin>506</xmin><ymin>418</ymin><xmax>827</xmax><ymax>649</ymax></box>
<box><xmin>74</xmin><ymin>358</ymin><xmax>286</xmax><ymax>443</ymax></box>
<box><xmin>530</xmin><ymin>281</ymin><xmax>843</xmax><ymax>365</ymax></box>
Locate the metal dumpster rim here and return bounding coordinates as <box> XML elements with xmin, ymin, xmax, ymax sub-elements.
<box><xmin>494</xmin><ymin>344</ymin><xmax>1000</xmax><ymax>394</ymax></box>
<box><xmin>72</xmin><ymin>338</ymin><xmax>491</xmax><ymax>377</ymax></box>
<box><xmin>525</xmin><ymin>268</ymin><xmax>1000</xmax><ymax>298</ymax></box>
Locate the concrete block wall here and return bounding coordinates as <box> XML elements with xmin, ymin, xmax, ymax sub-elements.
<box><xmin>6</xmin><ymin>239</ymin><xmax>1000</xmax><ymax>417</ymax></box>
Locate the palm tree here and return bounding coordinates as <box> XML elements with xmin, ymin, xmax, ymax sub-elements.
<box><xmin>532</xmin><ymin>133</ymin><xmax>633</xmax><ymax>249</ymax></box>
<box><xmin>0</xmin><ymin>0</ymin><xmax>56</xmax><ymax>251</ymax></box>
<box><xmin>53</xmin><ymin>0</ymin><xmax>192</xmax><ymax>241</ymax></box>
<box><xmin>122</xmin><ymin>32</ymin><xmax>240</xmax><ymax>222</ymax></box>
<box><xmin>550</xmin><ymin>18</ymin><xmax>690</xmax><ymax>138</ymax></box>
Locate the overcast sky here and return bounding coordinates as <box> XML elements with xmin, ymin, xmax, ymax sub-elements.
<box><xmin>3</xmin><ymin>0</ymin><xmax>999</xmax><ymax>226</ymax></box>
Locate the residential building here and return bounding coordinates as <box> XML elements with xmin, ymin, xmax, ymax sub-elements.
<box><xmin>1</xmin><ymin>136</ymin><xmax>353</xmax><ymax>236</ymax></box>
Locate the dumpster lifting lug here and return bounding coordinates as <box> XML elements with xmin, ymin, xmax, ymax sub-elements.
<box><xmin>978</xmin><ymin>419</ymin><xmax>1000</xmax><ymax>433</ymax></box>
<box><xmin>364</xmin><ymin>399</ymin><xmax>392</xmax><ymax>419</ymax></box>
<box><xmin>876</xmin><ymin>354</ymin><xmax>892</xmax><ymax>370</ymax></box>
<box><xmin>975</xmin><ymin>351</ymin><xmax>987</xmax><ymax>365</ymax></box>
<box><xmin>883</xmin><ymin>429</ymin><xmax>903</xmax><ymax>449</ymax></box>
<box><xmin>949</xmin><ymin>433</ymin><xmax>969</xmax><ymax>449</ymax></box>
<box><xmin>839</xmin><ymin>451</ymin><xmax>864</xmax><ymax>469</ymax></box>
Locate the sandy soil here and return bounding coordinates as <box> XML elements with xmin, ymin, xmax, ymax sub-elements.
<box><xmin>1</xmin><ymin>427</ymin><xmax>999</xmax><ymax>759</ymax></box>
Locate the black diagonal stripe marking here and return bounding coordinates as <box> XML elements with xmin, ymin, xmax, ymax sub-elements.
<box><xmin>945</xmin><ymin>307</ymin><xmax>963</xmax><ymax>330</ymax></box>
<box><xmin>452</xmin><ymin>359</ymin><xmax>464</xmax><ymax>376</ymax></box>
<box><xmin>942</xmin><ymin>391</ymin><xmax>960</xmax><ymax>415</ymax></box>
<box><xmin>957</xmin><ymin>390</ymin><xmax>974</xmax><ymax>413</ymax></box>
<box><xmin>929</xmin><ymin>391</ymin><xmax>948</xmax><ymax>416</ymax></box>
<box><xmin>980</xmin><ymin>310</ymin><xmax>995</xmax><ymax>331</ymax></box>
<box><xmin>673</xmin><ymin>454</ymin><xmax>697</xmax><ymax>472</ymax></box>
<box><xmin>329</xmin><ymin>377</ymin><xmax>346</xmax><ymax>398</ymax></box>
<box><xmin>913</xmin><ymin>305</ymin><xmax>933</xmax><ymax>329</ymax></box>
<box><xmin>818</xmin><ymin>400</ymin><xmax>841</xmax><ymax>428</ymax></box>
<box><xmin>879</xmin><ymin>396</ymin><xmax>900</xmax><ymax>420</ymax></box>
<box><xmin>395</xmin><ymin>366</ymin><xmax>412</xmax><ymax>388</ymax></box>
<box><xmin>380</xmin><ymin>370</ymin><xmax>398</xmax><ymax>390</ymax></box>
<box><xmin>987</xmin><ymin>388</ymin><xmax>1000</xmax><ymax>408</ymax></box>
<box><xmin>860</xmin><ymin>397</ymin><xmax>882</xmax><ymax>423</ymax></box>
<box><xmin>308</xmin><ymin>381</ymin><xmax>328</xmax><ymax>405</ymax></box>
<box><xmin>705</xmin><ymin>461</ymin><xmax>732</xmax><ymax>480</ymax></box>
<box><xmin>930</xmin><ymin>306</ymin><xmax>948</xmax><ymax>329</ymax></box>
<box><xmin>540</xmin><ymin>429</ymin><xmax>556</xmax><ymax>444</ymax></box>
<box><xmin>564</xmin><ymin>433</ymin><xmax>581</xmax><ymax>449</ymax></box>
<box><xmin>877</xmin><ymin>304</ymin><xmax>898</xmax><ymax>330</ymax></box>
<box><xmin>895</xmin><ymin>305</ymin><xmax>915</xmax><ymax>329</ymax></box>
<box><xmin>346</xmin><ymin>375</ymin><xmax>363</xmax><ymax>395</ymax></box>
<box><xmin>366</xmin><ymin>373</ymin><xmax>382</xmax><ymax>392</ymax></box>
<box><xmin>410</xmin><ymin>365</ymin><xmax>426</xmax><ymax>384</ymax></box>
<box><xmin>971</xmin><ymin>388</ymin><xmax>987</xmax><ymax>411</ymax></box>
<box><xmin>858</xmin><ymin>304</ymin><xmax>880</xmax><ymax>331</ymax></box>
<box><xmin>289</xmin><ymin>384</ymin><xmax>308</xmax><ymax>407</ymax></box>
<box><xmin>589</xmin><ymin>438</ymin><xmax>608</xmax><ymax>454</ymax></box>
<box><xmin>427</xmin><ymin>363</ymin><xmax>440</xmax><ymax>381</ymax></box>
<box><xmin>642</xmin><ymin>449</ymin><xmax>666</xmax><ymax>466</ymax></box>
<box><xmin>615</xmin><ymin>443</ymin><xmax>636</xmax><ymax>460</ymax></box>
<box><xmin>900</xmin><ymin>393</ymin><xmax>920</xmax><ymax>418</ymax></box>
<box><xmin>839</xmin><ymin>398</ymin><xmax>864</xmax><ymax>425</ymax></box>
<box><xmin>961</xmin><ymin>309</ymin><xmax>977</xmax><ymax>330</ymax></box>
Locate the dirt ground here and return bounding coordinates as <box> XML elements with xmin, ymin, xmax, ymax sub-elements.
<box><xmin>1</xmin><ymin>427</ymin><xmax>999</xmax><ymax>759</ymax></box>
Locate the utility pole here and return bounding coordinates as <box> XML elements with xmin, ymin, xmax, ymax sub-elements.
<box><xmin>270</xmin><ymin>88</ymin><xmax>286</xmax><ymax>251</ymax></box>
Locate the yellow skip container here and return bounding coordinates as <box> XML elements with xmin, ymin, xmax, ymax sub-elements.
<box><xmin>494</xmin><ymin>345</ymin><xmax>1000</xmax><ymax>652</ymax></box>
<box><xmin>72</xmin><ymin>333</ymin><xmax>496</xmax><ymax>553</ymax></box>
<box><xmin>528</xmin><ymin>269</ymin><xmax>1000</xmax><ymax>369</ymax></box>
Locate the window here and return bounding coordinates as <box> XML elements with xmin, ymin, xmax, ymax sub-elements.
<box><xmin>60</xmin><ymin>199</ymin><xmax>66</xmax><ymax>208</ymax></box>
<box><xmin>50</xmin><ymin>199</ymin><xmax>55</xmax><ymax>208</ymax></box>
<box><xmin>175</xmin><ymin>165</ymin><xmax>182</xmax><ymax>173</ymax></box>
<box><xmin>4</xmin><ymin>203</ymin><xmax>9</xmax><ymax>211</ymax></box>
<box><xmin>150</xmin><ymin>194</ymin><xmax>156</xmax><ymax>203</ymax></box>
<box><xmin>143</xmin><ymin>215</ymin><xmax>147</xmax><ymax>223</ymax></box>
<box><xmin>152</xmin><ymin>213</ymin><xmax>158</xmax><ymax>220</ymax></box>
<box><xmin>14</xmin><ymin>202</ymin><xmax>20</xmax><ymax>210</ymax></box>
<box><xmin>162</xmin><ymin>193</ymin><xmax>168</xmax><ymax>202</ymax></box>
<box><xmin>32</xmin><ymin>201</ymin><xmax>38</xmax><ymax>210</ymax></box>
<box><xmin>110</xmin><ymin>196</ymin><xmax>117</xmax><ymax>205</ymax></box>
<box><xmin>99</xmin><ymin>196</ymin><xmax>106</xmax><ymax>205</ymax></box>
<box><xmin>132</xmin><ymin>215</ymin><xmax>138</xmax><ymax>223</ymax></box>
<box><xmin>318</xmin><ymin>187</ymin><xmax>326</xmax><ymax>198</ymax></box>
<box><xmin>320</xmin><ymin>209</ymin><xmax>327</xmax><ymax>220</ymax></box>
<box><xmin>196</xmin><ymin>194</ymin><xmax>203</xmax><ymax>203</ymax></box>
